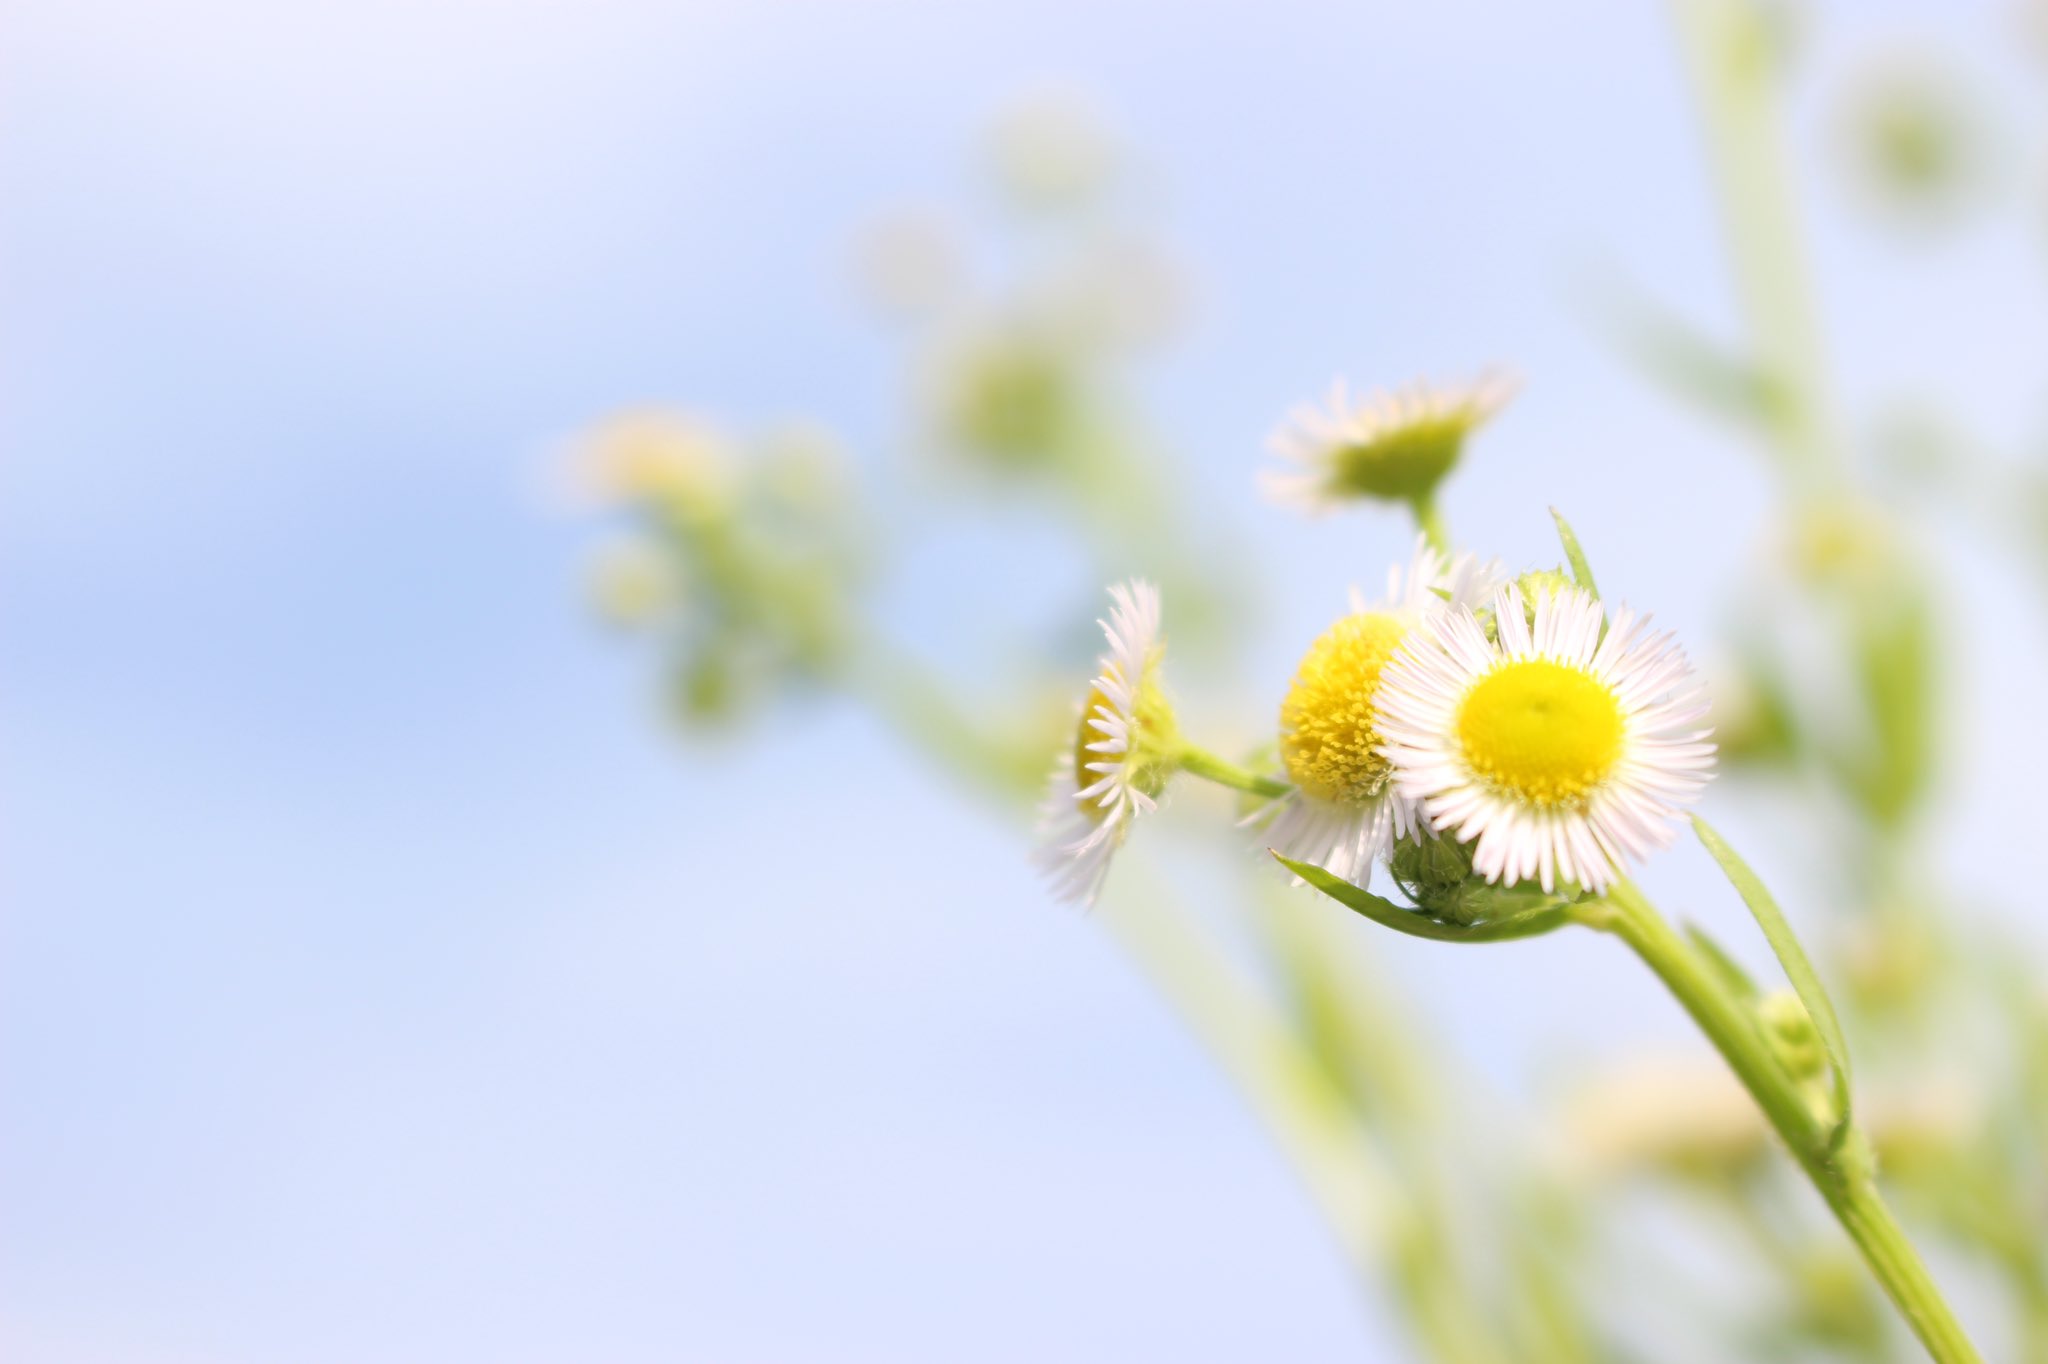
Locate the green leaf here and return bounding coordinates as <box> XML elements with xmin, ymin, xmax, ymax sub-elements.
<box><xmin>1576</xmin><ymin>269</ymin><xmax>1785</xmax><ymax>432</ymax></box>
<box><xmin>1693</xmin><ymin>815</ymin><xmax>1853</xmax><ymax>1140</ymax></box>
<box><xmin>1549</xmin><ymin>507</ymin><xmax>1600</xmax><ymax>599</ymax></box>
<box><xmin>1274</xmin><ymin>853</ymin><xmax>1570</xmax><ymax>944</ymax></box>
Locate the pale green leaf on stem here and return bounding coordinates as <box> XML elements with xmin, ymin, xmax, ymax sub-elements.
<box><xmin>1577</xmin><ymin>269</ymin><xmax>1786</xmax><ymax>431</ymax></box>
<box><xmin>1692</xmin><ymin>814</ymin><xmax>1853</xmax><ymax>1141</ymax></box>
<box><xmin>1687</xmin><ymin>922</ymin><xmax>1764</xmax><ymax>1003</ymax></box>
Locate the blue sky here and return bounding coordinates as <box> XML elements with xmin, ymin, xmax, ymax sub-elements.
<box><xmin>5</xmin><ymin>1</ymin><xmax>2044</xmax><ymax>1360</ymax></box>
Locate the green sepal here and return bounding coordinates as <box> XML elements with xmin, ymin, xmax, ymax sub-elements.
<box><xmin>1549</xmin><ymin>507</ymin><xmax>1600</xmax><ymax>598</ymax></box>
<box><xmin>1693</xmin><ymin>815</ymin><xmax>1854</xmax><ymax>1145</ymax></box>
<box><xmin>1275</xmin><ymin>853</ymin><xmax>1572</xmax><ymax>944</ymax></box>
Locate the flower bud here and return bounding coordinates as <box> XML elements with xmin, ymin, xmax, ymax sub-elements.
<box><xmin>1475</xmin><ymin>567</ymin><xmax>1573</xmax><ymax>641</ymax></box>
<box><xmin>931</xmin><ymin>326</ymin><xmax>1082</xmax><ymax>473</ymax></box>
<box><xmin>1759</xmin><ymin>990</ymin><xmax>1827</xmax><ymax>1084</ymax></box>
<box><xmin>1708</xmin><ymin>660</ymin><xmax>1799</xmax><ymax>767</ymax></box>
<box><xmin>1387</xmin><ymin>834</ymin><xmax>1552</xmax><ymax>925</ymax></box>
<box><xmin>578</xmin><ymin>410</ymin><xmax>737</xmax><ymax>524</ymax></box>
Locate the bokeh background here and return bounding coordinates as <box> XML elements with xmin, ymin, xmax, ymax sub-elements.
<box><xmin>7</xmin><ymin>1</ymin><xmax>2047</xmax><ymax>1360</ymax></box>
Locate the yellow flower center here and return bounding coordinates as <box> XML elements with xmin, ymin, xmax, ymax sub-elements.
<box><xmin>1071</xmin><ymin>683</ymin><xmax>1120</xmax><ymax>820</ymax></box>
<box><xmin>1455</xmin><ymin>659</ymin><xmax>1625</xmax><ymax>809</ymax></box>
<box><xmin>1279</xmin><ymin>612</ymin><xmax>1410</xmax><ymax>805</ymax></box>
<box><xmin>1070</xmin><ymin>664</ymin><xmax>1177</xmax><ymax>821</ymax></box>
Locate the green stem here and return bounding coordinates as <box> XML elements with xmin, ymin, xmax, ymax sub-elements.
<box><xmin>1669</xmin><ymin>0</ymin><xmax>1840</xmax><ymax>489</ymax></box>
<box><xmin>1177</xmin><ymin>745</ymin><xmax>1292</xmax><ymax>800</ymax></box>
<box><xmin>848</xmin><ymin>637</ymin><xmax>1044</xmax><ymax>805</ymax></box>
<box><xmin>1413</xmin><ymin>495</ymin><xmax>1451</xmax><ymax>557</ymax></box>
<box><xmin>1585</xmin><ymin>882</ymin><xmax>1981</xmax><ymax>1363</ymax></box>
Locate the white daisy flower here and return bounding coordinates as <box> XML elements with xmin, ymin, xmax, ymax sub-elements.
<box><xmin>1036</xmin><ymin>580</ymin><xmax>1179</xmax><ymax>905</ymax></box>
<box><xmin>1375</xmin><ymin>582</ymin><xmax>1716</xmax><ymax>895</ymax></box>
<box><xmin>1255</xmin><ymin>539</ymin><xmax>1501</xmax><ymax>889</ymax></box>
<box><xmin>1263</xmin><ymin>373</ymin><xmax>1515</xmax><ymax>515</ymax></box>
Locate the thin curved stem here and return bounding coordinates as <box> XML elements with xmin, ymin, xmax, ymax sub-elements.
<box><xmin>1413</xmin><ymin>496</ymin><xmax>1452</xmax><ymax>557</ymax></box>
<box><xmin>1669</xmin><ymin>0</ymin><xmax>1840</xmax><ymax>490</ymax></box>
<box><xmin>1177</xmin><ymin>745</ymin><xmax>1292</xmax><ymax>800</ymax></box>
<box><xmin>847</xmin><ymin>636</ymin><xmax>1046</xmax><ymax>804</ymax></box>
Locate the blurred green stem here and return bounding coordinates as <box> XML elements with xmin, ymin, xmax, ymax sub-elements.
<box><xmin>1580</xmin><ymin>882</ymin><xmax>1982</xmax><ymax>1363</ymax></box>
<box><xmin>1669</xmin><ymin>0</ymin><xmax>1839</xmax><ymax>489</ymax></box>
<box><xmin>1107</xmin><ymin>864</ymin><xmax>1483</xmax><ymax>1358</ymax></box>
<box><xmin>849</xmin><ymin>642</ymin><xmax>1510</xmax><ymax>1362</ymax></box>
<box><xmin>849</xmin><ymin>637</ymin><xmax>1045</xmax><ymax>805</ymax></box>
<box><xmin>1413</xmin><ymin>495</ymin><xmax>1452</xmax><ymax>557</ymax></box>
<box><xmin>1263</xmin><ymin>895</ymin><xmax>1547</xmax><ymax>1364</ymax></box>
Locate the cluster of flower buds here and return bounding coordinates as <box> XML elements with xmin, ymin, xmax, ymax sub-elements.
<box><xmin>575</xmin><ymin>412</ymin><xmax>864</xmax><ymax>727</ymax></box>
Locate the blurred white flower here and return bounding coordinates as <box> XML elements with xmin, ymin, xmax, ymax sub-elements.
<box><xmin>1263</xmin><ymin>374</ymin><xmax>1513</xmax><ymax>514</ymax></box>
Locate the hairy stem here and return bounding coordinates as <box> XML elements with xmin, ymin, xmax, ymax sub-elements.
<box><xmin>1584</xmin><ymin>882</ymin><xmax>1981</xmax><ymax>1363</ymax></box>
<box><xmin>1413</xmin><ymin>495</ymin><xmax>1452</xmax><ymax>558</ymax></box>
<box><xmin>1178</xmin><ymin>745</ymin><xmax>1293</xmax><ymax>800</ymax></box>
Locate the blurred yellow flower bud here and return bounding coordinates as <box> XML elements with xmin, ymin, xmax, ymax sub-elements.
<box><xmin>1831</xmin><ymin>54</ymin><xmax>1988</xmax><ymax>233</ymax></box>
<box><xmin>1561</xmin><ymin>1053</ymin><xmax>1768</xmax><ymax>1182</ymax></box>
<box><xmin>929</xmin><ymin>325</ymin><xmax>1083</xmax><ymax>472</ymax></box>
<box><xmin>1706</xmin><ymin>659</ymin><xmax>1799</xmax><ymax>767</ymax></box>
<box><xmin>577</xmin><ymin>410</ymin><xmax>737</xmax><ymax>520</ymax></box>
<box><xmin>1786</xmin><ymin>502</ymin><xmax>1896</xmax><ymax>587</ymax></box>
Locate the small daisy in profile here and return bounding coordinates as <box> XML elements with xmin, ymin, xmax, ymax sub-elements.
<box><xmin>1375</xmin><ymin>582</ymin><xmax>1715</xmax><ymax>894</ymax></box>
<box><xmin>1263</xmin><ymin>374</ymin><xmax>1515</xmax><ymax>515</ymax></box>
<box><xmin>1256</xmin><ymin>540</ymin><xmax>1500</xmax><ymax>888</ymax></box>
<box><xmin>1036</xmin><ymin>581</ymin><xmax>1180</xmax><ymax>905</ymax></box>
